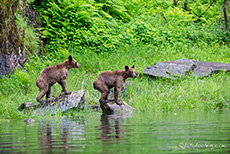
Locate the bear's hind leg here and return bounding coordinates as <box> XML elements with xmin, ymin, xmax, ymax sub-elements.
<box><xmin>36</xmin><ymin>81</ymin><xmax>49</xmax><ymax>105</ymax></box>
<box><xmin>100</xmin><ymin>90</ymin><xmax>110</xmax><ymax>106</ymax></box>
<box><xmin>37</xmin><ymin>89</ymin><xmax>48</xmax><ymax>105</ymax></box>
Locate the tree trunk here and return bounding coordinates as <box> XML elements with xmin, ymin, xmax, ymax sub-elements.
<box><xmin>223</xmin><ymin>0</ymin><xmax>228</xmax><ymax>30</ymax></box>
<box><xmin>183</xmin><ymin>0</ymin><xmax>188</xmax><ymax>11</ymax></box>
<box><xmin>173</xmin><ymin>0</ymin><xmax>177</xmax><ymax>7</ymax></box>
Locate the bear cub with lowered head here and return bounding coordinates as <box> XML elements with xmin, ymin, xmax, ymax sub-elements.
<box><xmin>36</xmin><ymin>55</ymin><xmax>81</xmax><ymax>105</ymax></box>
<box><xmin>93</xmin><ymin>65</ymin><xmax>137</xmax><ymax>106</ymax></box>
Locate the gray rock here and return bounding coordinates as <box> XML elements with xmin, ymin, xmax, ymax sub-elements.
<box><xmin>0</xmin><ymin>3</ymin><xmax>41</xmax><ymax>79</ymax></box>
<box><xmin>18</xmin><ymin>90</ymin><xmax>85</xmax><ymax>116</ymax></box>
<box><xmin>143</xmin><ymin>59</ymin><xmax>230</xmax><ymax>78</ymax></box>
<box><xmin>193</xmin><ymin>61</ymin><xmax>230</xmax><ymax>77</ymax></box>
<box><xmin>101</xmin><ymin>101</ymin><xmax>136</xmax><ymax>115</ymax></box>
<box><xmin>0</xmin><ymin>52</ymin><xmax>27</xmax><ymax>79</ymax></box>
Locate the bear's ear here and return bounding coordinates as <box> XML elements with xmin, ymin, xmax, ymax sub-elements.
<box><xmin>132</xmin><ymin>65</ymin><xmax>135</xmax><ymax>68</ymax></box>
<box><xmin>68</xmin><ymin>55</ymin><xmax>73</xmax><ymax>63</ymax></box>
<box><xmin>125</xmin><ymin>65</ymin><xmax>129</xmax><ymax>71</ymax></box>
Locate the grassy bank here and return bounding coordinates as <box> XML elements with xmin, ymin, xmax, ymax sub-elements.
<box><xmin>0</xmin><ymin>43</ymin><xmax>230</xmax><ymax>120</ymax></box>
<box><xmin>0</xmin><ymin>0</ymin><xmax>230</xmax><ymax>120</ymax></box>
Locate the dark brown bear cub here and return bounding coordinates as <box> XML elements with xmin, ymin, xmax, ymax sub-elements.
<box><xmin>93</xmin><ymin>65</ymin><xmax>137</xmax><ymax>106</ymax></box>
<box><xmin>36</xmin><ymin>55</ymin><xmax>81</xmax><ymax>105</ymax></box>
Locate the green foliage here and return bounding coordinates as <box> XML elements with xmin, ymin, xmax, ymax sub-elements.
<box><xmin>33</xmin><ymin>0</ymin><xmax>229</xmax><ymax>53</ymax></box>
<box><xmin>0</xmin><ymin>69</ymin><xmax>31</xmax><ymax>95</ymax></box>
<box><xmin>15</xmin><ymin>13</ymin><xmax>40</xmax><ymax>54</ymax></box>
<box><xmin>34</xmin><ymin>0</ymin><xmax>133</xmax><ymax>52</ymax></box>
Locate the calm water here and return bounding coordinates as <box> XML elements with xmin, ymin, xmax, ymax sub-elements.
<box><xmin>0</xmin><ymin>110</ymin><xmax>230</xmax><ymax>153</ymax></box>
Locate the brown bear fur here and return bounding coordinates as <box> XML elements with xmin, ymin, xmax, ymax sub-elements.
<box><xmin>36</xmin><ymin>55</ymin><xmax>81</xmax><ymax>105</ymax></box>
<box><xmin>93</xmin><ymin>65</ymin><xmax>137</xmax><ymax>106</ymax></box>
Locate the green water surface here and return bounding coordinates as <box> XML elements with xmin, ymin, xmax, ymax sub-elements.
<box><xmin>0</xmin><ymin>110</ymin><xmax>229</xmax><ymax>153</ymax></box>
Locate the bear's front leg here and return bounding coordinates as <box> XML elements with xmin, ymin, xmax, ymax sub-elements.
<box><xmin>58</xmin><ymin>80</ymin><xmax>71</xmax><ymax>95</ymax></box>
<box><xmin>38</xmin><ymin>100</ymin><xmax>46</xmax><ymax>106</ymax></box>
<box><xmin>36</xmin><ymin>95</ymin><xmax>46</xmax><ymax>105</ymax></box>
<box><xmin>46</xmin><ymin>86</ymin><xmax>51</xmax><ymax>99</ymax></box>
<box><xmin>114</xmin><ymin>87</ymin><xmax>122</xmax><ymax>105</ymax></box>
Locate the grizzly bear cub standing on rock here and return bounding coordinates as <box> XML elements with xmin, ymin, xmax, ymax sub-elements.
<box><xmin>93</xmin><ymin>65</ymin><xmax>137</xmax><ymax>106</ymax></box>
<box><xmin>36</xmin><ymin>55</ymin><xmax>81</xmax><ymax>105</ymax></box>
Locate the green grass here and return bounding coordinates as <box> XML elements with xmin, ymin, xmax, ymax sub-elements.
<box><xmin>1</xmin><ymin>0</ymin><xmax>229</xmax><ymax>121</ymax></box>
<box><xmin>0</xmin><ymin>43</ymin><xmax>230</xmax><ymax>120</ymax></box>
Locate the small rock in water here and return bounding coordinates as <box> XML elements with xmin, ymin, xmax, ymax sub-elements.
<box><xmin>101</xmin><ymin>101</ymin><xmax>136</xmax><ymax>114</ymax></box>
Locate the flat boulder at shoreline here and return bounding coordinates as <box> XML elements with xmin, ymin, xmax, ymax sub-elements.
<box><xmin>18</xmin><ymin>90</ymin><xmax>85</xmax><ymax>116</ymax></box>
<box><xmin>18</xmin><ymin>89</ymin><xmax>136</xmax><ymax>116</ymax></box>
<box><xmin>143</xmin><ymin>59</ymin><xmax>230</xmax><ymax>78</ymax></box>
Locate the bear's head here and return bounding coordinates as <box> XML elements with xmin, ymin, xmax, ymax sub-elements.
<box><xmin>66</xmin><ymin>55</ymin><xmax>81</xmax><ymax>69</ymax></box>
<box><xmin>125</xmin><ymin>65</ymin><xmax>137</xmax><ymax>78</ymax></box>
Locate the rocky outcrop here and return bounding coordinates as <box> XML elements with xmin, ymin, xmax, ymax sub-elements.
<box><xmin>18</xmin><ymin>90</ymin><xmax>85</xmax><ymax>116</ymax></box>
<box><xmin>0</xmin><ymin>52</ymin><xmax>27</xmax><ymax>78</ymax></box>
<box><xmin>18</xmin><ymin>88</ymin><xmax>136</xmax><ymax>115</ymax></box>
<box><xmin>143</xmin><ymin>59</ymin><xmax>230</xmax><ymax>78</ymax></box>
<box><xmin>0</xmin><ymin>1</ymin><xmax>41</xmax><ymax>78</ymax></box>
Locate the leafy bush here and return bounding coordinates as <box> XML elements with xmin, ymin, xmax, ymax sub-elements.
<box><xmin>33</xmin><ymin>0</ymin><xmax>229</xmax><ymax>53</ymax></box>
<box><xmin>15</xmin><ymin>13</ymin><xmax>40</xmax><ymax>54</ymax></box>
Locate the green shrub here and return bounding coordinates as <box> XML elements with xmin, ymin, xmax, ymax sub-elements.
<box><xmin>33</xmin><ymin>0</ymin><xmax>229</xmax><ymax>54</ymax></box>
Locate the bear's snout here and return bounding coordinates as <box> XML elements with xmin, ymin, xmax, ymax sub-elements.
<box><xmin>133</xmin><ymin>74</ymin><xmax>137</xmax><ymax>78</ymax></box>
<box><xmin>74</xmin><ymin>62</ymin><xmax>81</xmax><ymax>68</ymax></box>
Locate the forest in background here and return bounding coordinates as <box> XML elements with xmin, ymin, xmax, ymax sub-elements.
<box><xmin>34</xmin><ymin>0</ymin><xmax>229</xmax><ymax>54</ymax></box>
<box><xmin>0</xmin><ymin>0</ymin><xmax>229</xmax><ymax>59</ymax></box>
<box><xmin>0</xmin><ymin>0</ymin><xmax>230</xmax><ymax>119</ymax></box>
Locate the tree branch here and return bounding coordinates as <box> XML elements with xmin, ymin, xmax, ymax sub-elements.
<box><xmin>173</xmin><ymin>0</ymin><xmax>177</xmax><ymax>7</ymax></box>
<box><xmin>160</xmin><ymin>12</ymin><xmax>167</xmax><ymax>24</ymax></box>
<box><xmin>198</xmin><ymin>0</ymin><xmax>216</xmax><ymax>18</ymax></box>
<box><xmin>183</xmin><ymin>0</ymin><xmax>188</xmax><ymax>11</ymax></box>
<box><xmin>223</xmin><ymin>0</ymin><xmax>228</xmax><ymax>30</ymax></box>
